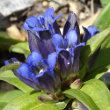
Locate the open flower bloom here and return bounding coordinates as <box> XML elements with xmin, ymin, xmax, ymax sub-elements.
<box><xmin>23</xmin><ymin>8</ymin><xmax>62</xmax><ymax>34</ymax></box>
<box><xmin>6</xmin><ymin>51</ymin><xmax>60</xmax><ymax>93</ymax></box>
<box><xmin>5</xmin><ymin>8</ymin><xmax>100</xmax><ymax>95</ymax></box>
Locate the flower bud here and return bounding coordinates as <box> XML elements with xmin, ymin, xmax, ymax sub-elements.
<box><xmin>70</xmin><ymin>79</ymin><xmax>81</xmax><ymax>89</ymax></box>
<box><xmin>38</xmin><ymin>94</ymin><xmax>54</xmax><ymax>102</ymax></box>
<box><xmin>72</xmin><ymin>101</ymin><xmax>89</xmax><ymax>110</ymax></box>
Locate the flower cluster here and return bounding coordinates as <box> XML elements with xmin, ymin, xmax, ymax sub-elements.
<box><xmin>5</xmin><ymin>8</ymin><xmax>99</xmax><ymax>98</ymax></box>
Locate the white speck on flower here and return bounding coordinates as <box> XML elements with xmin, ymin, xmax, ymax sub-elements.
<box><xmin>39</xmin><ymin>69</ymin><xmax>44</xmax><ymax>73</ymax></box>
<box><xmin>66</xmin><ymin>48</ymin><xmax>69</xmax><ymax>51</ymax></box>
<box><xmin>67</xmin><ymin>62</ymin><xmax>70</xmax><ymax>65</ymax></box>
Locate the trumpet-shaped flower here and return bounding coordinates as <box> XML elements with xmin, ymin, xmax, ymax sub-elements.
<box><xmin>23</xmin><ymin>8</ymin><xmax>62</xmax><ymax>34</ymax></box>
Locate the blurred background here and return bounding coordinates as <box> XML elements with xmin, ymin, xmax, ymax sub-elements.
<box><xmin>0</xmin><ymin>0</ymin><xmax>105</xmax><ymax>93</ymax></box>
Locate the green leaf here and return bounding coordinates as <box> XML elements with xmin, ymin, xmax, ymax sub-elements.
<box><xmin>0</xmin><ymin>64</ymin><xmax>20</xmax><ymax>73</ymax></box>
<box><xmin>0</xmin><ymin>90</ymin><xmax>23</xmax><ymax>109</ymax></box>
<box><xmin>81</xmin><ymin>79</ymin><xmax>110</xmax><ymax>110</ymax></box>
<box><xmin>0</xmin><ymin>32</ymin><xmax>19</xmax><ymax>50</ymax></box>
<box><xmin>3</xmin><ymin>91</ymin><xmax>41</xmax><ymax>110</ymax></box>
<box><xmin>31</xmin><ymin>103</ymin><xmax>60</xmax><ymax>110</ymax></box>
<box><xmin>63</xmin><ymin>89</ymin><xmax>99</xmax><ymax>110</ymax></box>
<box><xmin>55</xmin><ymin>100</ymin><xmax>69</xmax><ymax>110</ymax></box>
<box><xmin>3</xmin><ymin>91</ymin><xmax>61</xmax><ymax>110</ymax></box>
<box><xmin>85</xmin><ymin>63</ymin><xmax>110</xmax><ymax>80</ymax></box>
<box><xmin>10</xmin><ymin>42</ymin><xmax>31</xmax><ymax>58</ymax></box>
<box><xmin>100</xmin><ymin>0</ymin><xmax>110</xmax><ymax>7</ymax></box>
<box><xmin>80</xmin><ymin>27</ymin><xmax>110</xmax><ymax>79</ymax></box>
<box><xmin>0</xmin><ymin>70</ymin><xmax>33</xmax><ymax>92</ymax></box>
<box><xmin>94</xmin><ymin>3</ymin><xmax>110</xmax><ymax>31</ymax></box>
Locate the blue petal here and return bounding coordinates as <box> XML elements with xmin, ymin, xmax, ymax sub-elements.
<box><xmin>32</xmin><ymin>27</ymin><xmax>46</xmax><ymax>31</ymax></box>
<box><xmin>18</xmin><ymin>63</ymin><xmax>32</xmax><ymax>79</ymax></box>
<box><xmin>87</xmin><ymin>25</ymin><xmax>99</xmax><ymax>38</ymax></box>
<box><xmin>63</xmin><ymin>12</ymin><xmax>77</xmax><ymax>37</ymax></box>
<box><xmin>58</xmin><ymin>50</ymin><xmax>71</xmax><ymax>79</ymax></box>
<box><xmin>4</xmin><ymin>58</ymin><xmax>20</xmax><ymax>65</ymax></box>
<box><xmin>44</xmin><ymin>8</ymin><xmax>54</xmax><ymax>20</ymax></box>
<box><xmin>35</xmin><ymin>71</ymin><xmax>58</xmax><ymax>92</ymax></box>
<box><xmin>73</xmin><ymin>43</ymin><xmax>85</xmax><ymax>73</ymax></box>
<box><xmin>36</xmin><ymin>71</ymin><xmax>45</xmax><ymax>78</ymax></box>
<box><xmin>27</xmin><ymin>51</ymin><xmax>42</xmax><ymax>67</ymax></box>
<box><xmin>66</xmin><ymin>29</ymin><xmax>78</xmax><ymax>47</ymax></box>
<box><xmin>28</xmin><ymin>31</ymin><xmax>55</xmax><ymax>58</ymax></box>
<box><xmin>82</xmin><ymin>26</ymin><xmax>89</xmax><ymax>42</ymax></box>
<box><xmin>37</xmin><ymin>14</ymin><xmax>44</xmax><ymax>20</ymax></box>
<box><xmin>26</xmin><ymin>16</ymin><xmax>37</xmax><ymax>27</ymax></box>
<box><xmin>36</xmin><ymin>14</ymin><xmax>45</xmax><ymax>27</ymax></box>
<box><xmin>13</xmin><ymin>70</ymin><xmax>39</xmax><ymax>90</ymax></box>
<box><xmin>23</xmin><ymin>22</ymin><xmax>30</xmax><ymax>30</ymax></box>
<box><xmin>47</xmin><ymin>23</ymin><xmax>54</xmax><ymax>34</ymax></box>
<box><xmin>47</xmin><ymin>52</ymin><xmax>57</xmax><ymax>69</ymax></box>
<box><xmin>52</xmin><ymin>34</ymin><xmax>64</xmax><ymax>49</ymax></box>
<box><xmin>64</xmin><ymin>39</ymin><xmax>68</xmax><ymax>49</ymax></box>
<box><xmin>53</xmin><ymin>21</ymin><xmax>61</xmax><ymax>34</ymax></box>
<box><xmin>75</xmin><ymin>42</ymin><xmax>85</xmax><ymax>48</ymax></box>
<box><xmin>53</xmin><ymin>15</ymin><xmax>63</xmax><ymax>23</ymax></box>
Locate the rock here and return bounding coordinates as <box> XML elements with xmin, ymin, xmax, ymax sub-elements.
<box><xmin>6</xmin><ymin>24</ymin><xmax>27</xmax><ymax>41</ymax></box>
<box><xmin>67</xmin><ymin>1</ymin><xmax>85</xmax><ymax>15</ymax></box>
<box><xmin>0</xmin><ymin>0</ymin><xmax>34</xmax><ymax>19</ymax></box>
<box><xmin>42</xmin><ymin>1</ymin><xmax>49</xmax><ymax>7</ymax></box>
<box><xmin>79</xmin><ymin>12</ymin><xmax>86</xmax><ymax>20</ymax></box>
<box><xmin>49</xmin><ymin>0</ymin><xmax>67</xmax><ymax>11</ymax></box>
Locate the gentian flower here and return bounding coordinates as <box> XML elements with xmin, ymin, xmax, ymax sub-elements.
<box><xmin>23</xmin><ymin>8</ymin><xmax>62</xmax><ymax>34</ymax></box>
<box><xmin>5</xmin><ymin>8</ymin><xmax>100</xmax><ymax>99</ymax></box>
<box><xmin>5</xmin><ymin>51</ymin><xmax>61</xmax><ymax>93</ymax></box>
<box><xmin>51</xmin><ymin>12</ymin><xmax>99</xmax><ymax>82</ymax></box>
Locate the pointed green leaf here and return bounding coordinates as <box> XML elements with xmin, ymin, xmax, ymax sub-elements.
<box><xmin>0</xmin><ymin>64</ymin><xmax>20</xmax><ymax>73</ymax></box>
<box><xmin>63</xmin><ymin>89</ymin><xmax>99</xmax><ymax>110</ymax></box>
<box><xmin>31</xmin><ymin>103</ymin><xmax>60</xmax><ymax>110</ymax></box>
<box><xmin>85</xmin><ymin>63</ymin><xmax>110</xmax><ymax>80</ymax></box>
<box><xmin>55</xmin><ymin>100</ymin><xmax>69</xmax><ymax>110</ymax></box>
<box><xmin>3</xmin><ymin>91</ymin><xmax>42</xmax><ymax>110</ymax></box>
<box><xmin>81</xmin><ymin>79</ymin><xmax>110</xmax><ymax>110</ymax></box>
<box><xmin>0</xmin><ymin>70</ymin><xmax>33</xmax><ymax>92</ymax></box>
<box><xmin>0</xmin><ymin>90</ymin><xmax>23</xmax><ymax>109</ymax></box>
<box><xmin>3</xmin><ymin>91</ymin><xmax>61</xmax><ymax>110</ymax></box>
<box><xmin>100</xmin><ymin>0</ymin><xmax>110</xmax><ymax>6</ymax></box>
<box><xmin>10</xmin><ymin>42</ymin><xmax>30</xmax><ymax>58</ymax></box>
<box><xmin>94</xmin><ymin>3</ymin><xmax>110</xmax><ymax>30</ymax></box>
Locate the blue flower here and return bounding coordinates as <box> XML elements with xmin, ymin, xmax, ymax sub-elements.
<box><xmin>23</xmin><ymin>8</ymin><xmax>62</xmax><ymax>34</ymax></box>
<box><xmin>5</xmin><ymin>51</ymin><xmax>60</xmax><ymax>93</ymax></box>
<box><xmin>82</xmin><ymin>26</ymin><xmax>100</xmax><ymax>42</ymax></box>
<box><xmin>51</xmin><ymin>12</ymin><xmax>99</xmax><ymax>80</ymax></box>
<box><xmin>24</xmin><ymin>8</ymin><xmax>62</xmax><ymax>59</ymax></box>
<box><xmin>52</xmin><ymin>31</ymin><xmax>85</xmax><ymax>80</ymax></box>
<box><xmin>5</xmin><ymin>8</ymin><xmax>100</xmax><ymax>94</ymax></box>
<box><xmin>27</xmin><ymin>30</ymin><xmax>56</xmax><ymax>58</ymax></box>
